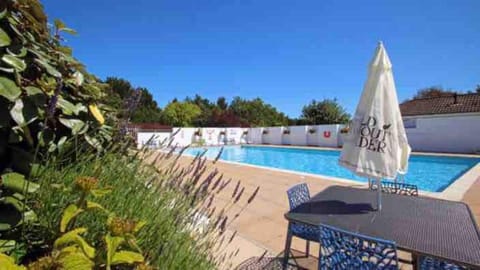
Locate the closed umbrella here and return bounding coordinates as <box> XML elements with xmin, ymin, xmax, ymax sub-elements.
<box><xmin>339</xmin><ymin>42</ymin><xmax>411</xmax><ymax>210</ymax></box>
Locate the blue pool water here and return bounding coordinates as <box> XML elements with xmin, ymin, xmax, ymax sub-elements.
<box><xmin>182</xmin><ymin>145</ymin><xmax>480</xmax><ymax>192</ymax></box>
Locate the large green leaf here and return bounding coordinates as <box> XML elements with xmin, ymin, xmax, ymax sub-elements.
<box><xmin>58</xmin><ymin>246</ymin><xmax>94</xmax><ymax>270</ymax></box>
<box><xmin>9</xmin><ymin>99</ymin><xmax>38</xmax><ymax>127</ymax></box>
<box><xmin>54</xmin><ymin>19</ymin><xmax>77</xmax><ymax>35</ymax></box>
<box><xmin>54</xmin><ymin>228</ymin><xmax>95</xmax><ymax>259</ymax></box>
<box><xmin>57</xmin><ymin>97</ymin><xmax>86</xmax><ymax>115</ymax></box>
<box><xmin>134</xmin><ymin>220</ymin><xmax>147</xmax><ymax>233</ymax></box>
<box><xmin>59</xmin><ymin>118</ymin><xmax>85</xmax><ymax>135</ymax></box>
<box><xmin>0</xmin><ymin>67</ymin><xmax>14</xmax><ymax>73</ymax></box>
<box><xmin>0</xmin><ymin>223</ymin><xmax>11</xmax><ymax>231</ymax></box>
<box><xmin>60</xmin><ymin>204</ymin><xmax>84</xmax><ymax>232</ymax></box>
<box><xmin>1</xmin><ymin>196</ymin><xmax>38</xmax><ymax>225</ymax></box>
<box><xmin>34</xmin><ymin>59</ymin><xmax>61</xmax><ymax>78</ymax></box>
<box><xmin>57</xmin><ymin>97</ymin><xmax>77</xmax><ymax>115</ymax></box>
<box><xmin>111</xmin><ymin>251</ymin><xmax>144</xmax><ymax>265</ymax></box>
<box><xmin>57</xmin><ymin>136</ymin><xmax>67</xmax><ymax>151</ymax></box>
<box><xmin>1</xmin><ymin>172</ymin><xmax>40</xmax><ymax>193</ymax></box>
<box><xmin>0</xmin><ymin>77</ymin><xmax>21</xmax><ymax>101</ymax></box>
<box><xmin>84</xmin><ymin>134</ymin><xmax>102</xmax><ymax>151</ymax></box>
<box><xmin>54</xmin><ymin>19</ymin><xmax>66</xmax><ymax>30</ymax></box>
<box><xmin>0</xmin><ymin>9</ymin><xmax>7</xmax><ymax>19</ymax></box>
<box><xmin>0</xmin><ymin>196</ymin><xmax>34</xmax><ymax>229</ymax></box>
<box><xmin>23</xmin><ymin>209</ymin><xmax>37</xmax><ymax>224</ymax></box>
<box><xmin>9</xmin><ymin>100</ymin><xmax>23</xmax><ymax>126</ymax></box>
<box><xmin>90</xmin><ymin>188</ymin><xmax>111</xmax><ymax>198</ymax></box>
<box><xmin>6</xmin><ymin>47</ymin><xmax>27</xmax><ymax>58</ymax></box>
<box><xmin>0</xmin><ymin>240</ymin><xmax>16</xmax><ymax>253</ymax></box>
<box><xmin>105</xmin><ymin>234</ymin><xmax>124</xmax><ymax>267</ymax></box>
<box><xmin>0</xmin><ymin>27</ymin><xmax>11</xmax><ymax>47</ymax></box>
<box><xmin>86</xmin><ymin>200</ymin><xmax>106</xmax><ymax>211</ymax></box>
<box><xmin>24</xmin><ymin>86</ymin><xmax>42</xmax><ymax>96</ymax></box>
<box><xmin>2</xmin><ymin>55</ymin><xmax>26</xmax><ymax>72</ymax></box>
<box><xmin>0</xmin><ymin>253</ymin><xmax>25</xmax><ymax>270</ymax></box>
<box><xmin>73</xmin><ymin>71</ymin><xmax>84</xmax><ymax>86</ymax></box>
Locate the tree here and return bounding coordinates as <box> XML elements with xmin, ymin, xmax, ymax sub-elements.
<box><xmin>413</xmin><ymin>86</ymin><xmax>456</xmax><ymax>99</ymax></box>
<box><xmin>209</xmin><ymin>109</ymin><xmax>242</xmax><ymax>127</ymax></box>
<box><xmin>130</xmin><ymin>88</ymin><xmax>163</xmax><ymax>123</ymax></box>
<box><xmin>229</xmin><ymin>97</ymin><xmax>289</xmax><ymax>127</ymax></box>
<box><xmin>185</xmin><ymin>94</ymin><xmax>216</xmax><ymax>126</ymax></box>
<box><xmin>162</xmin><ymin>102</ymin><xmax>202</xmax><ymax>127</ymax></box>
<box><xmin>216</xmin><ymin>97</ymin><xmax>228</xmax><ymax>111</ymax></box>
<box><xmin>476</xmin><ymin>85</ymin><xmax>480</xmax><ymax>94</ymax></box>
<box><xmin>300</xmin><ymin>99</ymin><xmax>350</xmax><ymax>124</ymax></box>
<box><xmin>104</xmin><ymin>77</ymin><xmax>163</xmax><ymax>123</ymax></box>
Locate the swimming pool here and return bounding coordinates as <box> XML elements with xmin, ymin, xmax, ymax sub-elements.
<box><xmin>181</xmin><ymin>145</ymin><xmax>480</xmax><ymax>192</ymax></box>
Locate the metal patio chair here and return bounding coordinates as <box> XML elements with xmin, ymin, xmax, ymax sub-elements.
<box><xmin>418</xmin><ymin>256</ymin><xmax>466</xmax><ymax>270</ymax></box>
<box><xmin>318</xmin><ymin>224</ymin><xmax>399</xmax><ymax>270</ymax></box>
<box><xmin>285</xmin><ymin>183</ymin><xmax>319</xmax><ymax>258</ymax></box>
<box><xmin>370</xmin><ymin>180</ymin><xmax>419</xmax><ymax>196</ymax></box>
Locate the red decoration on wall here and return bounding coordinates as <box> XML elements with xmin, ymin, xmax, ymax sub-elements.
<box><xmin>323</xmin><ymin>131</ymin><xmax>331</xmax><ymax>138</ymax></box>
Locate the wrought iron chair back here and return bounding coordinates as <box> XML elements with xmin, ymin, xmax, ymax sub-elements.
<box><xmin>287</xmin><ymin>183</ymin><xmax>310</xmax><ymax>210</ymax></box>
<box><xmin>283</xmin><ymin>183</ymin><xmax>318</xmax><ymax>262</ymax></box>
<box><xmin>318</xmin><ymin>224</ymin><xmax>399</xmax><ymax>270</ymax></box>
<box><xmin>370</xmin><ymin>180</ymin><xmax>419</xmax><ymax>196</ymax></box>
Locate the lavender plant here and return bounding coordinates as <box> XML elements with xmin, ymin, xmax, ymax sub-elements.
<box><xmin>27</xmin><ymin>141</ymin><xmax>260</xmax><ymax>269</ymax></box>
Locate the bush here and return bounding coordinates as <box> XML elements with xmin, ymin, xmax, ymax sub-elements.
<box><xmin>1</xmin><ymin>1</ymin><xmax>114</xmax><ymax>263</ymax></box>
<box><xmin>26</xmin><ymin>143</ymin><xmax>258</xmax><ymax>269</ymax></box>
<box><xmin>0</xmin><ymin>0</ymin><xmax>113</xmax><ymax>176</ymax></box>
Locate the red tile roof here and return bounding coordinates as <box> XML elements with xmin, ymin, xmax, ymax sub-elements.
<box><xmin>400</xmin><ymin>93</ymin><xmax>480</xmax><ymax>116</ymax></box>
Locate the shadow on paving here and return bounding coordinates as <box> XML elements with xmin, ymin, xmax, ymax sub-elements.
<box><xmin>234</xmin><ymin>249</ymin><xmax>318</xmax><ymax>270</ymax></box>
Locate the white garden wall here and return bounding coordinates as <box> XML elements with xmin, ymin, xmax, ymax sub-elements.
<box><xmin>263</xmin><ymin>127</ymin><xmax>283</xmax><ymax>145</ymax></box>
<box><xmin>136</xmin><ymin>116</ymin><xmax>480</xmax><ymax>153</ymax></box>
<box><xmin>170</xmin><ymin>128</ymin><xmax>196</xmax><ymax>147</ymax></box>
<box><xmin>287</xmin><ymin>126</ymin><xmax>308</xmax><ymax>145</ymax></box>
<box><xmin>306</xmin><ymin>125</ymin><xmax>341</xmax><ymax>147</ymax></box>
<box><xmin>201</xmin><ymin>128</ymin><xmax>222</xmax><ymax>146</ymax></box>
<box><xmin>137</xmin><ymin>132</ymin><xmax>171</xmax><ymax>149</ymax></box>
<box><xmin>226</xmin><ymin>128</ymin><xmax>246</xmax><ymax>144</ymax></box>
<box><xmin>247</xmin><ymin>128</ymin><xmax>263</xmax><ymax>144</ymax></box>
<box><xmin>404</xmin><ymin>113</ymin><xmax>480</xmax><ymax>153</ymax></box>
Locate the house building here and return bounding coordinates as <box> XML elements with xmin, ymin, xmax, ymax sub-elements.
<box><xmin>400</xmin><ymin>93</ymin><xmax>480</xmax><ymax>153</ymax></box>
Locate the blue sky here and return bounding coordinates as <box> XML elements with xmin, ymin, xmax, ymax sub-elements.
<box><xmin>42</xmin><ymin>0</ymin><xmax>479</xmax><ymax>117</ymax></box>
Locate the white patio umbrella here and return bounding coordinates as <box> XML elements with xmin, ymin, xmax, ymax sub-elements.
<box><xmin>339</xmin><ymin>42</ymin><xmax>411</xmax><ymax>210</ymax></box>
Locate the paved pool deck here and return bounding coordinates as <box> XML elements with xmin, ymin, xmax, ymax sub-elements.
<box><xmin>159</xmin><ymin>145</ymin><xmax>480</xmax><ymax>269</ymax></box>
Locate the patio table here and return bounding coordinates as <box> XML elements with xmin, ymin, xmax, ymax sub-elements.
<box><xmin>284</xmin><ymin>185</ymin><xmax>480</xmax><ymax>268</ymax></box>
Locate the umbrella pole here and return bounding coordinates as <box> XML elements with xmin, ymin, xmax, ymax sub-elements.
<box><xmin>376</xmin><ymin>178</ymin><xmax>382</xmax><ymax>211</ymax></box>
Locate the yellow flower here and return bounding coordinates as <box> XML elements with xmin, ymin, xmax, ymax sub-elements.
<box><xmin>89</xmin><ymin>104</ymin><xmax>105</xmax><ymax>125</ymax></box>
<box><xmin>75</xmin><ymin>176</ymin><xmax>98</xmax><ymax>192</ymax></box>
<box><xmin>108</xmin><ymin>217</ymin><xmax>137</xmax><ymax>236</ymax></box>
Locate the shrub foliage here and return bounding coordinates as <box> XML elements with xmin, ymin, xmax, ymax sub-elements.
<box><xmin>0</xmin><ymin>0</ymin><xmax>112</xmax><ymax>175</ymax></box>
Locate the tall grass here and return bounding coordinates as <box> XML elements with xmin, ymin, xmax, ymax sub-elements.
<box><xmin>31</xmin><ymin>143</ymin><xmax>258</xmax><ymax>269</ymax></box>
